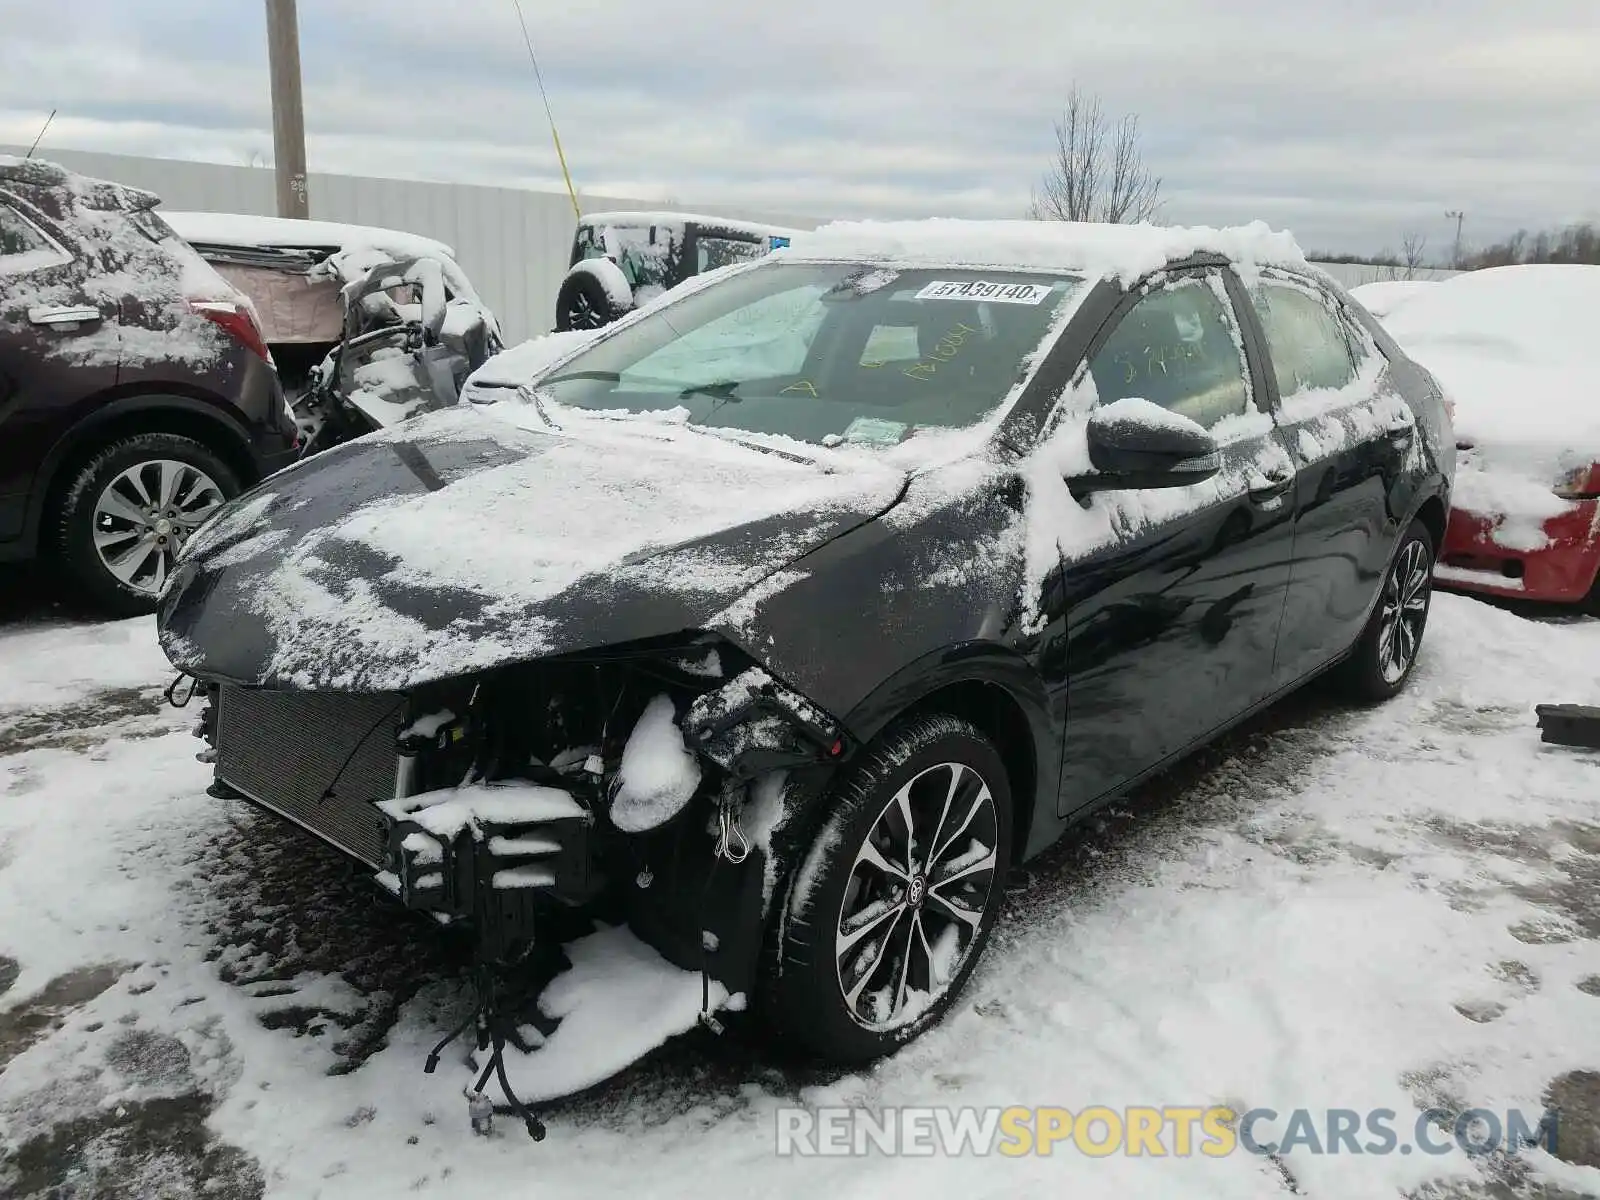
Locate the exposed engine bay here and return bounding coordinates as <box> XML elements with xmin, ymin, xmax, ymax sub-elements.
<box><xmin>180</xmin><ymin>637</ymin><xmax>850</xmax><ymax>1132</ymax></box>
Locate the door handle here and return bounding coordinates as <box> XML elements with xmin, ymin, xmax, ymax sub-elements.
<box><xmin>29</xmin><ymin>305</ymin><xmax>103</xmax><ymax>327</ymax></box>
<box><xmin>1247</xmin><ymin>467</ymin><xmax>1294</xmax><ymax>504</ymax></box>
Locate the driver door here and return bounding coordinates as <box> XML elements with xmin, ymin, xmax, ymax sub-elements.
<box><xmin>1055</xmin><ymin>268</ymin><xmax>1298</xmax><ymax>816</ymax></box>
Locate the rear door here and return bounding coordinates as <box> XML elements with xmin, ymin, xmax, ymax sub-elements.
<box><xmin>1056</xmin><ymin>267</ymin><xmax>1299</xmax><ymax>815</ymax></box>
<box><xmin>1241</xmin><ymin>270</ymin><xmax>1413</xmax><ymax>683</ymax></box>
<box><xmin>0</xmin><ymin>192</ymin><xmax>119</xmax><ymax>543</ymax></box>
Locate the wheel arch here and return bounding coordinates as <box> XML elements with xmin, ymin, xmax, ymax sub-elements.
<box><xmin>841</xmin><ymin>645</ymin><xmax>1056</xmax><ymax>865</ymax></box>
<box><xmin>1413</xmin><ymin>491</ymin><xmax>1447</xmax><ymax>553</ymax></box>
<box><xmin>30</xmin><ymin>390</ymin><xmax>258</xmax><ymax>555</ymax></box>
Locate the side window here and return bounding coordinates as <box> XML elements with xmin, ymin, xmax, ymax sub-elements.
<box><xmin>695</xmin><ymin>235</ymin><xmax>766</xmax><ymax>274</ymax></box>
<box><xmin>1087</xmin><ymin>276</ymin><xmax>1250</xmax><ymax>429</ymax></box>
<box><xmin>1248</xmin><ymin>280</ymin><xmax>1358</xmax><ymax>397</ymax></box>
<box><xmin>0</xmin><ymin>203</ymin><xmax>69</xmax><ymax>275</ymax></box>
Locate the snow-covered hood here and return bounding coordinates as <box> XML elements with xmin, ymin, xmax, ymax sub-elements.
<box><xmin>157</xmin><ymin>405</ymin><xmax>907</xmax><ymax>692</ymax></box>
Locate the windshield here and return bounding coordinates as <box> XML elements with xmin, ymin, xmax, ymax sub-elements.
<box><xmin>537</xmin><ymin>262</ymin><xmax>1082</xmax><ymax>447</ymax></box>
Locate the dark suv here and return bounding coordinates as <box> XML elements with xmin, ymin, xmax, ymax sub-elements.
<box><xmin>0</xmin><ymin>157</ymin><xmax>296</xmax><ymax>614</ymax></box>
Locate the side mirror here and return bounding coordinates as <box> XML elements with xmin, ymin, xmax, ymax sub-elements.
<box><xmin>1071</xmin><ymin>398</ymin><xmax>1221</xmax><ymax>494</ymax></box>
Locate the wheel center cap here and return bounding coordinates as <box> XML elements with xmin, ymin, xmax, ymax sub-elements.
<box><xmin>154</xmin><ymin>518</ymin><xmax>173</xmax><ymax>536</ymax></box>
<box><xmin>907</xmin><ymin>873</ymin><xmax>927</xmax><ymax>908</ymax></box>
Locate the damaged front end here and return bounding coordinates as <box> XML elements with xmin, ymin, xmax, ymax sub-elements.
<box><xmin>187</xmin><ymin>636</ymin><xmax>849</xmax><ymax>1030</ymax></box>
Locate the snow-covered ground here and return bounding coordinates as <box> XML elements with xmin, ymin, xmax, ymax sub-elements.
<box><xmin>2</xmin><ymin>594</ymin><xmax>1599</xmax><ymax>1199</ymax></box>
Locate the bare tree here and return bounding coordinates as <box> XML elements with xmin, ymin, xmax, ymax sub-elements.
<box><xmin>1031</xmin><ymin>87</ymin><xmax>1162</xmax><ymax>224</ymax></box>
<box><xmin>1400</xmin><ymin>230</ymin><xmax>1428</xmax><ymax>279</ymax></box>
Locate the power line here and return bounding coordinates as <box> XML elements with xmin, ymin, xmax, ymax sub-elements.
<box><xmin>509</xmin><ymin>0</ymin><xmax>580</xmax><ymax>220</ymax></box>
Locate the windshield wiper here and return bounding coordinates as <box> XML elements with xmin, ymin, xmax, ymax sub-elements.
<box><xmin>539</xmin><ymin>369</ymin><xmax>741</xmax><ymax>403</ymax></box>
<box><xmin>539</xmin><ymin>369</ymin><xmax>622</xmax><ymax>386</ymax></box>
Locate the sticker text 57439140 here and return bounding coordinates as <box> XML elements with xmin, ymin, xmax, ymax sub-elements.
<box><xmin>915</xmin><ymin>280</ymin><xmax>1051</xmax><ymax>306</ymax></box>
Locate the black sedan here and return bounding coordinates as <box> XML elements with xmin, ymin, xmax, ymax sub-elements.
<box><xmin>157</xmin><ymin>222</ymin><xmax>1452</xmax><ymax>1073</ymax></box>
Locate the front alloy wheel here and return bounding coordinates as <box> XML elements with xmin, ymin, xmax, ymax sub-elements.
<box><xmin>1341</xmin><ymin>518</ymin><xmax>1434</xmax><ymax>700</ymax></box>
<box><xmin>765</xmin><ymin>713</ymin><xmax>1013</xmax><ymax>1064</ymax></box>
<box><xmin>835</xmin><ymin>761</ymin><xmax>1000</xmax><ymax>1029</ymax></box>
<box><xmin>1377</xmin><ymin>537</ymin><xmax>1430</xmax><ymax>684</ymax></box>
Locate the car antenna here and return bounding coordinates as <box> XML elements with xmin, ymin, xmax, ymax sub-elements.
<box><xmin>24</xmin><ymin>109</ymin><xmax>56</xmax><ymax>159</ymax></box>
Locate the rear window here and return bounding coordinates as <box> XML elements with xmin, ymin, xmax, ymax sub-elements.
<box><xmin>127</xmin><ymin>207</ymin><xmax>175</xmax><ymax>245</ymax></box>
<box><xmin>696</xmin><ymin>234</ymin><xmax>767</xmax><ymax>273</ymax></box>
<box><xmin>536</xmin><ymin>261</ymin><xmax>1082</xmax><ymax>447</ymax></box>
<box><xmin>0</xmin><ymin>203</ymin><xmax>70</xmax><ymax>274</ymax></box>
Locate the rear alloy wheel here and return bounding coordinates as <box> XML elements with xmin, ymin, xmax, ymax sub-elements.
<box><xmin>765</xmin><ymin>714</ymin><xmax>1013</xmax><ymax>1064</ymax></box>
<box><xmin>1341</xmin><ymin>519</ymin><xmax>1434</xmax><ymax>700</ymax></box>
<box><xmin>56</xmin><ymin>433</ymin><xmax>241</xmax><ymax>616</ymax></box>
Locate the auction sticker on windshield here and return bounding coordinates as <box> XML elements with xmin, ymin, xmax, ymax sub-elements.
<box><xmin>915</xmin><ymin>280</ymin><xmax>1051</xmax><ymax>305</ymax></box>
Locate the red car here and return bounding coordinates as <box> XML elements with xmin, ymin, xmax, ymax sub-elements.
<box><xmin>1358</xmin><ymin>265</ymin><xmax>1600</xmax><ymax>605</ymax></box>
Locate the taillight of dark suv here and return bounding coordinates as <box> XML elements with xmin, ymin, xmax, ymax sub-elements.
<box><xmin>188</xmin><ymin>299</ymin><xmax>273</xmax><ymax>364</ymax></box>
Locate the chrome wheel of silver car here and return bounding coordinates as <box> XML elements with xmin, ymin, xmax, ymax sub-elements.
<box><xmin>834</xmin><ymin>760</ymin><xmax>1000</xmax><ymax>1031</ymax></box>
<box><xmin>1377</xmin><ymin>537</ymin><xmax>1431</xmax><ymax>684</ymax></box>
<box><xmin>91</xmin><ymin>459</ymin><xmax>226</xmax><ymax>594</ymax></box>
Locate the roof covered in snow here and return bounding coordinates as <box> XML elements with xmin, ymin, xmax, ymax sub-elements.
<box><xmin>161</xmin><ymin>211</ymin><xmax>458</xmax><ymax>262</ymax></box>
<box><xmin>786</xmin><ymin>218</ymin><xmax>1310</xmax><ymax>285</ymax></box>
<box><xmin>0</xmin><ymin>154</ymin><xmax>160</xmax><ymax>211</ymax></box>
<box><xmin>1348</xmin><ymin>279</ymin><xmax>1439</xmax><ymax>319</ymax></box>
<box><xmin>580</xmin><ymin>211</ymin><xmax>802</xmax><ymax>240</ymax></box>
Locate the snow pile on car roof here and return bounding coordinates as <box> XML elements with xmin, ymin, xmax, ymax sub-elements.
<box><xmin>1382</xmin><ymin>264</ymin><xmax>1599</xmax><ymax>447</ymax></box>
<box><xmin>580</xmin><ymin>210</ymin><xmax>803</xmax><ymax>239</ymax></box>
<box><xmin>161</xmin><ymin>211</ymin><xmax>457</xmax><ymax>262</ymax></box>
<box><xmin>1349</xmin><ymin>279</ymin><xmax>1438</xmax><ymax>319</ymax></box>
<box><xmin>788</xmin><ymin>218</ymin><xmax>1309</xmax><ymax>284</ymax></box>
<box><xmin>1382</xmin><ymin>265</ymin><xmax>1600</xmax><ymax>453</ymax></box>
<box><xmin>1380</xmin><ymin>264</ymin><xmax>1600</xmax><ymax>538</ymax></box>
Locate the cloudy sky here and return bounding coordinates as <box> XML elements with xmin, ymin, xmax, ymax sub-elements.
<box><xmin>3</xmin><ymin>0</ymin><xmax>1597</xmax><ymax>256</ymax></box>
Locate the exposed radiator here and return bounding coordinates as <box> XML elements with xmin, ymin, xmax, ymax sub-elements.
<box><xmin>215</xmin><ymin>685</ymin><xmax>404</xmax><ymax>868</ymax></box>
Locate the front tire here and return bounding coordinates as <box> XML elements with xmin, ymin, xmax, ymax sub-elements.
<box><xmin>1340</xmin><ymin>518</ymin><xmax>1434</xmax><ymax>701</ymax></box>
<box><xmin>764</xmin><ymin>714</ymin><xmax>1013</xmax><ymax>1064</ymax></box>
<box><xmin>54</xmin><ymin>433</ymin><xmax>241</xmax><ymax>616</ymax></box>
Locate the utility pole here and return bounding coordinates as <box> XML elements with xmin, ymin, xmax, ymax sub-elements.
<box><xmin>265</xmin><ymin>0</ymin><xmax>309</xmax><ymax>218</ymax></box>
<box><xmin>1445</xmin><ymin>209</ymin><xmax>1465</xmax><ymax>267</ymax></box>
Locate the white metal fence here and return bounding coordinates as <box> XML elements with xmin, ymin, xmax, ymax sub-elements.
<box><xmin>4</xmin><ymin>146</ymin><xmax>1464</xmax><ymax>341</ymax></box>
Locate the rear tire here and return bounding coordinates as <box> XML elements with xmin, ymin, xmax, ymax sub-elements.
<box><xmin>1338</xmin><ymin>518</ymin><xmax>1434</xmax><ymax>701</ymax></box>
<box><xmin>54</xmin><ymin>433</ymin><xmax>241</xmax><ymax>617</ymax></box>
<box><xmin>763</xmin><ymin>713</ymin><xmax>1013</xmax><ymax>1064</ymax></box>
